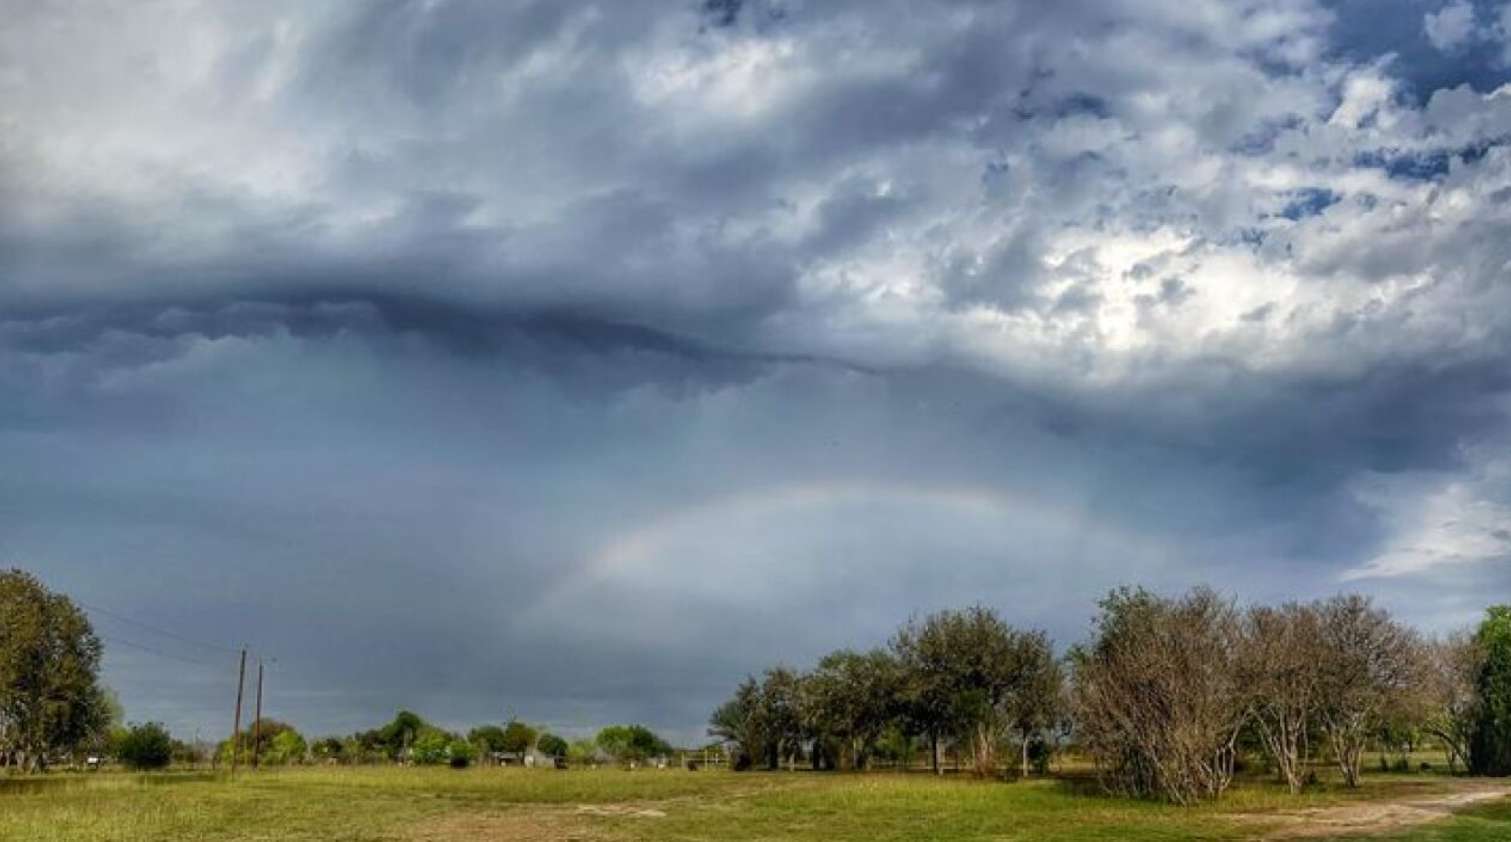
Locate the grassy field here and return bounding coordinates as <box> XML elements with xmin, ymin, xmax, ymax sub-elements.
<box><xmin>0</xmin><ymin>766</ymin><xmax>1506</xmax><ymax>842</ymax></box>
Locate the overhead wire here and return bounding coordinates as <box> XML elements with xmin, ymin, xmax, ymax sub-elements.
<box><xmin>77</xmin><ymin>599</ymin><xmax>242</xmax><ymax>655</ymax></box>
<box><xmin>98</xmin><ymin>634</ymin><xmax>216</xmax><ymax>668</ymax></box>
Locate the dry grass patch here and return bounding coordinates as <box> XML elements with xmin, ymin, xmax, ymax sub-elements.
<box><xmin>1226</xmin><ymin>780</ymin><xmax>1511</xmax><ymax>840</ymax></box>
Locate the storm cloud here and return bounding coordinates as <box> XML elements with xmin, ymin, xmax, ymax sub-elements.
<box><xmin>2</xmin><ymin>0</ymin><xmax>1509</xmax><ymax>743</ymax></box>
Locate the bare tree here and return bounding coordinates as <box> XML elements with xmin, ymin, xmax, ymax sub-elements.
<box><xmin>1071</xmin><ymin>586</ymin><xmax>1246</xmax><ymax>804</ymax></box>
<box><xmin>1238</xmin><ymin>602</ymin><xmax>1323</xmax><ymax>794</ymax></box>
<box><xmin>1421</xmin><ymin>631</ymin><xmax>1483</xmax><ymax>774</ymax></box>
<box><xmin>1313</xmin><ymin>594</ymin><xmax>1422</xmax><ymax>787</ymax></box>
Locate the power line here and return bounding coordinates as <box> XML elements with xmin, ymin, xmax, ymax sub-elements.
<box><xmin>78</xmin><ymin>599</ymin><xmax>240</xmax><ymax>655</ymax></box>
<box><xmin>99</xmin><ymin>634</ymin><xmax>216</xmax><ymax>668</ymax></box>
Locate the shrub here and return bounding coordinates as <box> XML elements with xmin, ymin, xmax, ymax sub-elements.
<box><xmin>117</xmin><ymin>722</ymin><xmax>173</xmax><ymax>770</ymax></box>
<box><xmin>447</xmin><ymin>739</ymin><xmax>475</xmax><ymax>769</ymax></box>
<box><xmin>410</xmin><ymin>728</ymin><xmax>453</xmax><ymax>765</ymax></box>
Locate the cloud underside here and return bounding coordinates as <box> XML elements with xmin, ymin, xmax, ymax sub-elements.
<box><xmin>2</xmin><ymin>0</ymin><xmax>1510</xmax><ymax>741</ymax></box>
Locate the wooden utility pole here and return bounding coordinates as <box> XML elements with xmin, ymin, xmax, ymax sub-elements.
<box><xmin>252</xmin><ymin>659</ymin><xmax>264</xmax><ymax>769</ymax></box>
<box><xmin>231</xmin><ymin>648</ymin><xmax>247</xmax><ymax>775</ymax></box>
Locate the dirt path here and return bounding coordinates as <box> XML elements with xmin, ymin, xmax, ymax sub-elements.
<box><xmin>1248</xmin><ymin>780</ymin><xmax>1511</xmax><ymax>839</ymax></box>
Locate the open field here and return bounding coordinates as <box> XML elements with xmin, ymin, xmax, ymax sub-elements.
<box><xmin>1</xmin><ymin>767</ymin><xmax>1506</xmax><ymax>842</ymax></box>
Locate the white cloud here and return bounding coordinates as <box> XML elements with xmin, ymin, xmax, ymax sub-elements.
<box><xmin>1344</xmin><ymin>450</ymin><xmax>1511</xmax><ymax>580</ymax></box>
<box><xmin>1424</xmin><ymin>1</ymin><xmax>1478</xmax><ymax>52</ymax></box>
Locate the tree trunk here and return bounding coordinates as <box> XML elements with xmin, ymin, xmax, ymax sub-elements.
<box><xmin>931</xmin><ymin>731</ymin><xmax>941</xmax><ymax>775</ymax></box>
<box><xmin>1021</xmin><ymin>732</ymin><xmax>1030</xmax><ymax>779</ymax></box>
<box><xmin>971</xmin><ymin>721</ymin><xmax>997</xmax><ymax>778</ymax></box>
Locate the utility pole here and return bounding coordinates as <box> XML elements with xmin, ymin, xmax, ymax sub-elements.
<box><xmin>231</xmin><ymin>648</ymin><xmax>247</xmax><ymax>775</ymax></box>
<box><xmin>252</xmin><ymin>659</ymin><xmax>264</xmax><ymax>769</ymax></box>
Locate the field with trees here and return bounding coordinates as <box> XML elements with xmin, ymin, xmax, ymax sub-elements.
<box><xmin>2</xmin><ymin>569</ymin><xmax>1509</xmax><ymax>840</ymax></box>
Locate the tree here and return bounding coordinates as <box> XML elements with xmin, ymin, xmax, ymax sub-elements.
<box><xmin>499</xmin><ymin>720</ymin><xmax>537</xmax><ymax>755</ymax></box>
<box><xmin>312</xmin><ymin>737</ymin><xmax>345</xmax><ymax>763</ymax></box>
<box><xmin>801</xmin><ymin>649</ymin><xmax>899</xmax><ymax>770</ymax></box>
<box><xmin>1071</xmin><ymin>587</ymin><xmax>1246</xmax><ymax>804</ymax></box>
<box><xmin>0</xmin><ymin>570</ymin><xmax>111</xmax><ymax>771</ymax></box>
<box><xmin>217</xmin><ymin>719</ymin><xmax>306</xmax><ymax>767</ymax></box>
<box><xmin>1420</xmin><ymin>628</ymin><xmax>1480</xmax><ymax>773</ymax></box>
<box><xmin>567</xmin><ymin>738</ymin><xmax>599</xmax><ymax>767</ymax></box>
<box><xmin>170</xmin><ymin>738</ymin><xmax>209</xmax><ymax>767</ymax></box>
<box><xmin>1313</xmin><ymin>594</ymin><xmax>1421</xmax><ymax>787</ymax></box>
<box><xmin>1238</xmin><ymin>602</ymin><xmax>1324</xmax><ymax>794</ymax></box>
<box><xmin>757</xmin><ymin>667</ymin><xmax>805</xmax><ymax>770</ymax></box>
<box><xmin>468</xmin><ymin>725</ymin><xmax>507</xmax><ymax>759</ymax></box>
<box><xmin>709</xmin><ymin>676</ymin><xmax>765</xmax><ymax>771</ymax></box>
<box><xmin>537</xmin><ymin>733</ymin><xmax>568</xmax><ymax>759</ymax></box>
<box><xmin>117</xmin><ymin>722</ymin><xmax>173</xmax><ymax>770</ymax></box>
<box><xmin>410</xmin><ymin>726</ymin><xmax>457</xmax><ymax>765</ymax></box>
<box><xmin>1003</xmin><ymin>631</ymin><xmax>1063</xmax><ymax>779</ymax></box>
<box><xmin>596</xmin><ymin>724</ymin><xmax>670</xmax><ymax>766</ymax></box>
<box><xmin>265</xmin><ymin>729</ymin><xmax>308</xmax><ymax>766</ymax></box>
<box><xmin>1469</xmin><ymin>605</ymin><xmax>1511</xmax><ymax>775</ymax></box>
<box><xmin>377</xmin><ymin>710</ymin><xmax>426</xmax><ymax>760</ymax></box>
<box><xmin>892</xmin><ymin>606</ymin><xmax>1043</xmax><ymax>778</ymax></box>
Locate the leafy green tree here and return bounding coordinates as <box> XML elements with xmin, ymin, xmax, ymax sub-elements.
<box><xmin>348</xmin><ymin>729</ymin><xmax>389</xmax><ymax>763</ymax></box>
<box><xmin>89</xmin><ymin>687</ymin><xmax>126</xmax><ymax>758</ymax></box>
<box><xmin>379</xmin><ymin>710</ymin><xmax>426</xmax><ymax>759</ymax></box>
<box><xmin>537</xmin><ymin>733</ymin><xmax>568</xmax><ymax>759</ymax></box>
<box><xmin>410</xmin><ymin>726</ymin><xmax>455</xmax><ymax>765</ymax></box>
<box><xmin>0</xmin><ymin>569</ymin><xmax>110</xmax><ymax>771</ymax></box>
<box><xmin>567</xmin><ymin>738</ymin><xmax>600</xmax><ymax>766</ymax></box>
<box><xmin>1470</xmin><ymin>605</ymin><xmax>1511</xmax><ymax>775</ymax></box>
<box><xmin>217</xmin><ymin>719</ymin><xmax>306</xmax><ymax>767</ymax></box>
<box><xmin>265</xmin><ymin>729</ymin><xmax>308</xmax><ymax>765</ymax></box>
<box><xmin>709</xmin><ymin>676</ymin><xmax>765</xmax><ymax>771</ymax></box>
<box><xmin>468</xmin><ymin>725</ymin><xmax>507</xmax><ymax>755</ymax></box>
<box><xmin>801</xmin><ymin>649</ymin><xmax>899</xmax><ymax>770</ymax></box>
<box><xmin>757</xmin><ymin>667</ymin><xmax>804</xmax><ymax>770</ymax></box>
<box><xmin>116</xmin><ymin>722</ymin><xmax>173</xmax><ymax>770</ymax></box>
<box><xmin>892</xmin><ymin>605</ymin><xmax>1045</xmax><ymax>777</ymax></box>
<box><xmin>312</xmin><ymin>736</ymin><xmax>345</xmax><ymax>763</ymax></box>
<box><xmin>596</xmin><ymin>724</ymin><xmax>670</xmax><ymax>765</ymax></box>
<box><xmin>1004</xmin><ymin>631</ymin><xmax>1064</xmax><ymax>778</ymax></box>
<box><xmin>500</xmin><ymin>720</ymin><xmax>537</xmax><ymax>755</ymax></box>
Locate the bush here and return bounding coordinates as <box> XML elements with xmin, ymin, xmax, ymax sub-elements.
<box><xmin>410</xmin><ymin>728</ymin><xmax>453</xmax><ymax>765</ymax></box>
<box><xmin>447</xmin><ymin>739</ymin><xmax>475</xmax><ymax>769</ymax></box>
<box><xmin>117</xmin><ymin>722</ymin><xmax>173</xmax><ymax>770</ymax></box>
<box><xmin>265</xmin><ymin>729</ymin><xmax>308</xmax><ymax>765</ymax></box>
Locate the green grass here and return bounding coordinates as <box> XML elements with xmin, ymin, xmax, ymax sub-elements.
<box><xmin>0</xmin><ymin>766</ymin><xmax>1501</xmax><ymax>842</ymax></box>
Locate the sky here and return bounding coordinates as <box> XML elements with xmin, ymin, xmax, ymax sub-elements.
<box><xmin>2</xmin><ymin>0</ymin><xmax>1510</xmax><ymax>746</ymax></box>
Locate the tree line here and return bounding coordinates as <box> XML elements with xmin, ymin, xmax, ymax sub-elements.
<box><xmin>710</xmin><ymin>587</ymin><xmax>1511</xmax><ymax>804</ymax></box>
<box><xmin>105</xmin><ymin>709</ymin><xmax>675</xmax><ymax>771</ymax></box>
<box><xmin>0</xmin><ymin>568</ymin><xmax>678</xmax><ymax>772</ymax></box>
<box><xmin>300</xmin><ymin>710</ymin><xmax>669</xmax><ymax>769</ymax></box>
